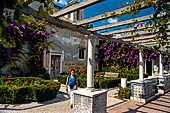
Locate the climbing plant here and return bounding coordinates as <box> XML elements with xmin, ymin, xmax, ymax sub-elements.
<box><xmin>120</xmin><ymin>0</ymin><xmax>170</xmax><ymax>51</ymax></box>
<box><xmin>99</xmin><ymin>40</ymin><xmax>170</xmax><ymax>68</ymax></box>
<box><xmin>0</xmin><ymin>0</ymin><xmax>58</xmax><ymax>76</ymax></box>
<box><xmin>0</xmin><ymin>17</ymin><xmax>53</xmax><ymax>78</ymax></box>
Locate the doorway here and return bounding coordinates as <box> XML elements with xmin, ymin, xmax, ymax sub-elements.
<box><xmin>50</xmin><ymin>55</ymin><xmax>61</xmax><ymax>79</ymax></box>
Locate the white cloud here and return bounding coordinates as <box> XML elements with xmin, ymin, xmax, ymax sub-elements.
<box><xmin>107</xmin><ymin>18</ymin><xmax>118</xmax><ymax>24</ymax></box>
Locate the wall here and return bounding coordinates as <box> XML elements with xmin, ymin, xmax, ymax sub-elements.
<box><xmin>45</xmin><ymin>24</ymin><xmax>88</xmax><ymax>73</ymax></box>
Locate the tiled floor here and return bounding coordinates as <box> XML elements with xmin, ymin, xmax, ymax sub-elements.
<box><xmin>107</xmin><ymin>92</ymin><xmax>170</xmax><ymax>113</ymax></box>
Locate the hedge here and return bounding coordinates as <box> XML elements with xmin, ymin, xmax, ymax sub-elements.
<box><xmin>58</xmin><ymin>75</ymin><xmax>120</xmax><ymax>89</ymax></box>
<box><xmin>118</xmin><ymin>87</ymin><xmax>131</xmax><ymax>99</ymax></box>
<box><xmin>0</xmin><ymin>77</ymin><xmax>60</xmax><ymax>104</ymax></box>
<box><xmin>99</xmin><ymin>78</ymin><xmax>120</xmax><ymax>89</ymax></box>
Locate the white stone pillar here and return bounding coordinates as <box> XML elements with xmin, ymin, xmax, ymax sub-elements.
<box><xmin>43</xmin><ymin>49</ymin><xmax>47</xmax><ymax>67</ymax></box>
<box><xmin>152</xmin><ymin>60</ymin><xmax>154</xmax><ymax>76</ymax></box>
<box><xmin>139</xmin><ymin>50</ymin><xmax>144</xmax><ymax>81</ymax></box>
<box><xmin>121</xmin><ymin>78</ymin><xmax>127</xmax><ymax>88</ymax></box>
<box><xmin>87</xmin><ymin>39</ymin><xmax>94</xmax><ymax>88</ymax></box>
<box><xmin>144</xmin><ymin>59</ymin><xmax>147</xmax><ymax>74</ymax></box>
<box><xmin>48</xmin><ymin>49</ymin><xmax>52</xmax><ymax>75</ymax></box>
<box><xmin>159</xmin><ymin>54</ymin><xmax>163</xmax><ymax>76</ymax></box>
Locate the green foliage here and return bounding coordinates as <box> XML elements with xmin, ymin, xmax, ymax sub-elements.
<box><xmin>104</xmin><ymin>66</ymin><xmax>139</xmax><ymax>81</ymax></box>
<box><xmin>57</xmin><ymin>75</ymin><xmax>67</xmax><ymax>84</ymax></box>
<box><xmin>120</xmin><ymin>0</ymin><xmax>170</xmax><ymax>51</ymax></box>
<box><xmin>96</xmin><ymin>72</ymin><xmax>105</xmax><ymax>76</ymax></box>
<box><xmin>58</xmin><ymin>75</ymin><xmax>120</xmax><ymax>89</ymax></box>
<box><xmin>83</xmin><ymin>24</ymin><xmax>93</xmax><ymax>29</ymax></box>
<box><xmin>0</xmin><ymin>77</ymin><xmax>60</xmax><ymax>104</ymax></box>
<box><xmin>118</xmin><ymin>87</ymin><xmax>131</xmax><ymax>99</ymax></box>
<box><xmin>119</xmin><ymin>67</ymin><xmax>139</xmax><ymax>81</ymax></box>
<box><xmin>99</xmin><ymin>78</ymin><xmax>121</xmax><ymax>89</ymax></box>
<box><xmin>78</xmin><ymin>78</ymin><xmax>87</xmax><ymax>88</ymax></box>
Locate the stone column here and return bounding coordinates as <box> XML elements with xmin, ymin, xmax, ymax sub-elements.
<box><xmin>73</xmin><ymin>38</ymin><xmax>107</xmax><ymax>113</ymax></box>
<box><xmin>152</xmin><ymin>60</ymin><xmax>154</xmax><ymax>76</ymax></box>
<box><xmin>87</xmin><ymin>39</ymin><xmax>94</xmax><ymax>88</ymax></box>
<box><xmin>144</xmin><ymin>60</ymin><xmax>147</xmax><ymax>74</ymax></box>
<box><xmin>159</xmin><ymin>54</ymin><xmax>163</xmax><ymax>76</ymax></box>
<box><xmin>43</xmin><ymin>49</ymin><xmax>47</xmax><ymax>67</ymax></box>
<box><xmin>48</xmin><ymin>49</ymin><xmax>52</xmax><ymax>75</ymax></box>
<box><xmin>121</xmin><ymin>78</ymin><xmax>127</xmax><ymax>88</ymax></box>
<box><xmin>139</xmin><ymin>50</ymin><xmax>144</xmax><ymax>81</ymax></box>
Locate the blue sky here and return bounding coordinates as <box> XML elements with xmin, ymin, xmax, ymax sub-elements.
<box><xmin>54</xmin><ymin>0</ymin><xmax>155</xmax><ymax>33</ymax></box>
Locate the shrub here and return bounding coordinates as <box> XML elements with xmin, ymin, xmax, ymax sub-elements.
<box><xmin>58</xmin><ymin>75</ymin><xmax>120</xmax><ymax>89</ymax></box>
<box><xmin>118</xmin><ymin>87</ymin><xmax>131</xmax><ymax>99</ymax></box>
<box><xmin>99</xmin><ymin>78</ymin><xmax>120</xmax><ymax>89</ymax></box>
<box><xmin>0</xmin><ymin>77</ymin><xmax>60</xmax><ymax>104</ymax></box>
<box><xmin>58</xmin><ymin>75</ymin><xmax>67</xmax><ymax>84</ymax></box>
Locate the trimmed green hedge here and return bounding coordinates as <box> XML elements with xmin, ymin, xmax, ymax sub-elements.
<box><xmin>118</xmin><ymin>87</ymin><xmax>131</xmax><ymax>99</ymax></box>
<box><xmin>99</xmin><ymin>78</ymin><xmax>120</xmax><ymax>89</ymax></box>
<box><xmin>58</xmin><ymin>75</ymin><xmax>120</xmax><ymax>89</ymax></box>
<box><xmin>0</xmin><ymin>77</ymin><xmax>60</xmax><ymax>104</ymax></box>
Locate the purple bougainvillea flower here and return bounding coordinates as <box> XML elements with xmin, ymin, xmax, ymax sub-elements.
<box><xmin>6</xmin><ymin>48</ymin><xmax>12</xmax><ymax>57</ymax></box>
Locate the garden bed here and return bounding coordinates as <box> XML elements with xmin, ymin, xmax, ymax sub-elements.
<box><xmin>58</xmin><ymin>75</ymin><xmax>120</xmax><ymax>89</ymax></box>
<box><xmin>0</xmin><ymin>76</ymin><xmax>60</xmax><ymax>104</ymax></box>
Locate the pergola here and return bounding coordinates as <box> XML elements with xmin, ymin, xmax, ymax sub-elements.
<box><xmin>22</xmin><ymin>0</ymin><xmax>170</xmax><ymax>111</ymax></box>
<box><xmin>51</xmin><ymin>0</ymin><xmax>169</xmax><ymax>85</ymax></box>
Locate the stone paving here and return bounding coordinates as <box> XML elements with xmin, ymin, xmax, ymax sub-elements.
<box><xmin>1</xmin><ymin>84</ymin><xmax>169</xmax><ymax>113</ymax></box>
<box><xmin>0</xmin><ymin>84</ymin><xmax>124</xmax><ymax>113</ymax></box>
<box><xmin>107</xmin><ymin>91</ymin><xmax>170</xmax><ymax>113</ymax></box>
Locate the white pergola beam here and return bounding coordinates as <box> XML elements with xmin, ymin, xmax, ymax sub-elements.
<box><xmin>99</xmin><ymin>22</ymin><xmax>170</xmax><ymax>35</ymax></box>
<box><xmin>132</xmin><ymin>39</ymin><xmax>155</xmax><ymax>43</ymax></box>
<box><xmin>141</xmin><ymin>42</ymin><xmax>158</xmax><ymax>46</ymax></box>
<box><xmin>90</xmin><ymin>14</ymin><xmax>153</xmax><ymax>31</ymax></box>
<box><xmin>111</xmin><ymin>31</ymin><xmax>154</xmax><ymax>39</ymax></box>
<box><xmin>124</xmin><ymin>35</ymin><xmax>156</xmax><ymax>42</ymax></box>
<box><xmin>101</xmin><ymin>26</ymin><xmax>147</xmax><ymax>35</ymax></box>
<box><xmin>76</xmin><ymin>3</ymin><xmax>147</xmax><ymax>25</ymax></box>
<box><xmin>53</xmin><ymin>0</ymin><xmax>105</xmax><ymax>17</ymax></box>
<box><xmin>22</xmin><ymin>6</ymin><xmax>151</xmax><ymax>50</ymax></box>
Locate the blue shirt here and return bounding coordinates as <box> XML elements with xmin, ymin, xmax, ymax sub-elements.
<box><xmin>68</xmin><ymin>75</ymin><xmax>76</xmax><ymax>86</ymax></box>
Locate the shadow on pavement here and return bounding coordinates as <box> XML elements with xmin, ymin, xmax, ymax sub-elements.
<box><xmin>0</xmin><ymin>91</ymin><xmax>69</xmax><ymax>111</ymax></box>
<box><xmin>122</xmin><ymin>92</ymin><xmax>170</xmax><ymax>113</ymax></box>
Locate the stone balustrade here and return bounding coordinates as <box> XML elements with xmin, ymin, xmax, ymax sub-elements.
<box><xmin>130</xmin><ymin>74</ymin><xmax>170</xmax><ymax>103</ymax></box>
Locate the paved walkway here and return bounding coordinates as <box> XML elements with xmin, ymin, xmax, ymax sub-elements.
<box><xmin>1</xmin><ymin>84</ymin><xmax>169</xmax><ymax>113</ymax></box>
<box><xmin>108</xmin><ymin>91</ymin><xmax>170</xmax><ymax>113</ymax></box>
<box><xmin>0</xmin><ymin>84</ymin><xmax>125</xmax><ymax>113</ymax></box>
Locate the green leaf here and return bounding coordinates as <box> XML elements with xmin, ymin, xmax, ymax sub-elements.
<box><xmin>39</xmin><ymin>5</ymin><xmax>44</xmax><ymax>16</ymax></box>
<box><xmin>3</xmin><ymin>20</ymin><xmax>8</xmax><ymax>27</ymax></box>
<box><xmin>0</xmin><ymin>27</ymin><xmax>2</xmax><ymax>36</ymax></box>
<box><xmin>49</xmin><ymin>8</ymin><xmax>54</xmax><ymax>15</ymax></box>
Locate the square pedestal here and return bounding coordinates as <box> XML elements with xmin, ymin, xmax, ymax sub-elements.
<box><xmin>130</xmin><ymin>79</ymin><xmax>155</xmax><ymax>103</ymax></box>
<box><xmin>73</xmin><ymin>89</ymin><xmax>107</xmax><ymax>113</ymax></box>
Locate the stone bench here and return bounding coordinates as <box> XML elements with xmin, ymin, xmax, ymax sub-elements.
<box><xmin>104</xmin><ymin>72</ymin><xmax>119</xmax><ymax>77</ymax></box>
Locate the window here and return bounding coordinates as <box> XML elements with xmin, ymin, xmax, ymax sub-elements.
<box><xmin>78</xmin><ymin>48</ymin><xmax>85</xmax><ymax>60</ymax></box>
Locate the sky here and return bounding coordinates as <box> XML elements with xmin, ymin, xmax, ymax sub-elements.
<box><xmin>54</xmin><ymin>0</ymin><xmax>155</xmax><ymax>33</ymax></box>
